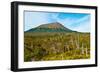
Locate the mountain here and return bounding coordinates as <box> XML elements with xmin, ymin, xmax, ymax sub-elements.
<box><xmin>25</xmin><ymin>22</ymin><xmax>76</xmax><ymax>33</ymax></box>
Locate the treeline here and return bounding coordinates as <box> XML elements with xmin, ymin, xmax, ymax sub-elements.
<box><xmin>24</xmin><ymin>32</ymin><xmax>90</xmax><ymax>61</ymax></box>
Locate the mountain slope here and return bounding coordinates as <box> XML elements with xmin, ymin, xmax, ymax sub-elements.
<box><xmin>25</xmin><ymin>22</ymin><xmax>76</xmax><ymax>33</ymax></box>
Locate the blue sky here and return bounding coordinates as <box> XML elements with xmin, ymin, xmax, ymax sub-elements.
<box><xmin>24</xmin><ymin>11</ymin><xmax>90</xmax><ymax>32</ymax></box>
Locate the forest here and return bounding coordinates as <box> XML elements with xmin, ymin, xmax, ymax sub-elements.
<box><xmin>24</xmin><ymin>32</ymin><xmax>90</xmax><ymax>62</ymax></box>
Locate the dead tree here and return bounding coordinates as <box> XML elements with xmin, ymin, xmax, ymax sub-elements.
<box><xmin>70</xmin><ymin>36</ymin><xmax>74</xmax><ymax>50</ymax></box>
<box><xmin>85</xmin><ymin>46</ymin><xmax>88</xmax><ymax>56</ymax></box>
<box><xmin>76</xmin><ymin>33</ymin><xmax>80</xmax><ymax>50</ymax></box>
<box><xmin>81</xmin><ymin>43</ymin><xmax>84</xmax><ymax>55</ymax></box>
<box><xmin>64</xmin><ymin>43</ymin><xmax>70</xmax><ymax>52</ymax></box>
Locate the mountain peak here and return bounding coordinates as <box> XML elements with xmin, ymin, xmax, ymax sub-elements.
<box><xmin>26</xmin><ymin>22</ymin><xmax>75</xmax><ymax>32</ymax></box>
<box><xmin>37</xmin><ymin>22</ymin><xmax>65</xmax><ymax>29</ymax></box>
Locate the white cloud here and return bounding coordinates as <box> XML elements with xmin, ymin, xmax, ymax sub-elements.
<box><xmin>57</xmin><ymin>15</ymin><xmax>90</xmax><ymax>32</ymax></box>
<box><xmin>72</xmin><ymin>20</ymin><xmax>90</xmax><ymax>32</ymax></box>
<box><xmin>69</xmin><ymin>15</ymin><xmax>90</xmax><ymax>32</ymax></box>
<box><xmin>25</xmin><ymin>12</ymin><xmax>51</xmax><ymax>31</ymax></box>
<box><xmin>25</xmin><ymin>11</ymin><xmax>90</xmax><ymax>32</ymax></box>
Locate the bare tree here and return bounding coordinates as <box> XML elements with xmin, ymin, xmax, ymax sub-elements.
<box><xmin>76</xmin><ymin>33</ymin><xmax>80</xmax><ymax>49</ymax></box>
<box><xmin>85</xmin><ymin>46</ymin><xmax>88</xmax><ymax>56</ymax></box>
<box><xmin>81</xmin><ymin>43</ymin><xmax>84</xmax><ymax>55</ymax></box>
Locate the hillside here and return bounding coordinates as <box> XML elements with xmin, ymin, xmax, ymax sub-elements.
<box><xmin>25</xmin><ymin>22</ymin><xmax>76</xmax><ymax>33</ymax></box>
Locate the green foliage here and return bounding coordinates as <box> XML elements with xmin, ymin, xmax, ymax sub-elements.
<box><xmin>24</xmin><ymin>32</ymin><xmax>90</xmax><ymax>62</ymax></box>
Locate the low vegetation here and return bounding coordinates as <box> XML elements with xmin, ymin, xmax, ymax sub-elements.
<box><xmin>24</xmin><ymin>32</ymin><xmax>90</xmax><ymax>62</ymax></box>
